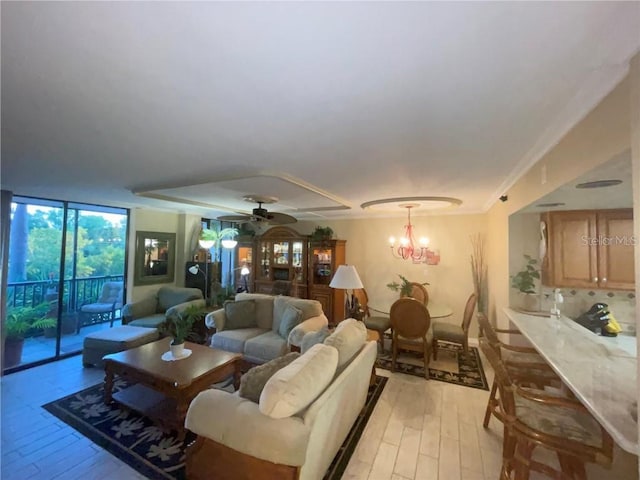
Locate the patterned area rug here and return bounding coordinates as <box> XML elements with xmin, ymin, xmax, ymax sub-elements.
<box><xmin>42</xmin><ymin>375</ymin><xmax>387</xmax><ymax>480</ymax></box>
<box><xmin>376</xmin><ymin>337</ymin><xmax>489</xmax><ymax>390</ymax></box>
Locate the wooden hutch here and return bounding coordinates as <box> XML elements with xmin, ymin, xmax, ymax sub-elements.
<box><xmin>237</xmin><ymin>226</ymin><xmax>347</xmax><ymax>324</ymax></box>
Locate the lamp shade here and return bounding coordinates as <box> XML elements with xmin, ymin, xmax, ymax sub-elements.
<box><xmin>329</xmin><ymin>265</ymin><xmax>364</xmax><ymax>290</ymax></box>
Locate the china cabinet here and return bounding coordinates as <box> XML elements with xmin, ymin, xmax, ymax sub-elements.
<box><xmin>254</xmin><ymin>227</ymin><xmax>308</xmax><ymax>298</ymax></box>
<box><xmin>308</xmin><ymin>240</ymin><xmax>346</xmax><ymax>325</ymax></box>
<box><xmin>542</xmin><ymin>209</ymin><xmax>634</xmax><ymax>290</ymax></box>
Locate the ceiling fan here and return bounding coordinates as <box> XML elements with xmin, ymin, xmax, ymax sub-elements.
<box><xmin>217</xmin><ymin>195</ymin><xmax>297</xmax><ymax>225</ymax></box>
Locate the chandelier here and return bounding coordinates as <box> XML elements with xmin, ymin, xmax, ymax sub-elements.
<box><xmin>389</xmin><ymin>204</ymin><xmax>439</xmax><ymax>264</ymax></box>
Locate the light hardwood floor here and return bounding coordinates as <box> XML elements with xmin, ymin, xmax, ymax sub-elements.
<box><xmin>1</xmin><ymin>353</ymin><xmax>637</xmax><ymax>480</ymax></box>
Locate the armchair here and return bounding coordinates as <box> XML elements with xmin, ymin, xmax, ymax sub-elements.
<box><xmin>122</xmin><ymin>286</ymin><xmax>205</xmax><ymax>329</ymax></box>
<box><xmin>77</xmin><ymin>281</ymin><xmax>124</xmax><ymax>333</ymax></box>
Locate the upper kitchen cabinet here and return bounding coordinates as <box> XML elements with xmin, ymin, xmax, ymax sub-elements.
<box><xmin>543</xmin><ymin>209</ymin><xmax>634</xmax><ymax>290</ymax></box>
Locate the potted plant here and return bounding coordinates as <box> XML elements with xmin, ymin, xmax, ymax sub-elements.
<box><xmin>386</xmin><ymin>274</ymin><xmax>429</xmax><ymax>297</ymax></box>
<box><xmin>511</xmin><ymin>254</ymin><xmax>540</xmax><ymax>311</ymax></box>
<box><xmin>311</xmin><ymin>226</ymin><xmax>334</xmax><ymax>242</ymax></box>
<box><xmin>158</xmin><ymin>304</ymin><xmax>205</xmax><ymax>357</ymax></box>
<box><xmin>3</xmin><ymin>304</ymin><xmax>57</xmax><ymax>368</ymax></box>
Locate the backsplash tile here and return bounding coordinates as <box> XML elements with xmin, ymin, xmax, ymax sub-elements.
<box><xmin>541</xmin><ymin>287</ymin><xmax>637</xmax><ymax>334</ymax></box>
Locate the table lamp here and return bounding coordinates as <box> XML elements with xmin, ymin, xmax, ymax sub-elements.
<box><xmin>329</xmin><ymin>265</ymin><xmax>364</xmax><ymax>320</ymax></box>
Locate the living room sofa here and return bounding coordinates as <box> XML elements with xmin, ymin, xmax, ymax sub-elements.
<box><xmin>121</xmin><ymin>286</ymin><xmax>205</xmax><ymax>329</ymax></box>
<box><xmin>185</xmin><ymin>319</ymin><xmax>376</xmax><ymax>480</ymax></box>
<box><xmin>205</xmin><ymin>292</ymin><xmax>328</xmax><ymax>364</ymax></box>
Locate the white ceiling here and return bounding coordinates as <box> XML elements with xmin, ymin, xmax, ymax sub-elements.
<box><xmin>2</xmin><ymin>2</ymin><xmax>639</xmax><ymax>220</ymax></box>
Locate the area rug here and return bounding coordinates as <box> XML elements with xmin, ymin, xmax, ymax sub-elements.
<box><xmin>42</xmin><ymin>375</ymin><xmax>388</xmax><ymax>480</ymax></box>
<box><xmin>376</xmin><ymin>337</ymin><xmax>489</xmax><ymax>390</ymax></box>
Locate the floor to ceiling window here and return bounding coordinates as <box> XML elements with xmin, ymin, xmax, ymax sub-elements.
<box><xmin>3</xmin><ymin>197</ymin><xmax>128</xmax><ymax>373</ymax></box>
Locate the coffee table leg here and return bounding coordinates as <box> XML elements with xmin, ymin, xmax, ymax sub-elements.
<box><xmin>104</xmin><ymin>364</ymin><xmax>114</xmax><ymax>404</ymax></box>
<box><xmin>233</xmin><ymin>361</ymin><xmax>241</xmax><ymax>391</ymax></box>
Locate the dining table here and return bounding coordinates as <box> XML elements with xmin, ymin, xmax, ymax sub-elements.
<box><xmin>369</xmin><ymin>301</ymin><xmax>453</xmax><ymax>319</ymax></box>
<box><xmin>504</xmin><ymin>307</ymin><xmax>638</xmax><ymax>455</ymax></box>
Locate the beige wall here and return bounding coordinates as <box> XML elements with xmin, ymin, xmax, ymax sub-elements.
<box><xmin>126</xmin><ymin>209</ymin><xmax>201</xmax><ymax>302</ymax></box>
<box><xmin>297</xmin><ymin>213</ymin><xmax>488</xmax><ymax>339</ymax></box>
<box><xmin>486</xmin><ymin>72</ymin><xmax>635</xmax><ymax>329</ymax></box>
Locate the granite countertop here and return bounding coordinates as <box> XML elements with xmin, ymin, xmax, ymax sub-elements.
<box><xmin>504</xmin><ymin>307</ymin><xmax>638</xmax><ymax>455</ymax></box>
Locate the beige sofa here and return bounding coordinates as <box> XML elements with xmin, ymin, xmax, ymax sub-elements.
<box><xmin>185</xmin><ymin>319</ymin><xmax>377</xmax><ymax>480</ymax></box>
<box><xmin>121</xmin><ymin>286</ymin><xmax>205</xmax><ymax>328</ymax></box>
<box><xmin>206</xmin><ymin>293</ymin><xmax>328</xmax><ymax>364</ymax></box>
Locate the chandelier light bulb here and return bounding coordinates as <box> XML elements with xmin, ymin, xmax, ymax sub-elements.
<box><xmin>389</xmin><ymin>236</ymin><xmax>396</xmax><ymax>246</ymax></box>
<box><xmin>420</xmin><ymin>237</ymin><xmax>429</xmax><ymax>246</ymax></box>
<box><xmin>400</xmin><ymin>237</ymin><xmax>409</xmax><ymax>246</ymax></box>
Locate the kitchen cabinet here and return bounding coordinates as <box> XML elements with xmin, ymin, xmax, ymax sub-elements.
<box><xmin>543</xmin><ymin>209</ymin><xmax>634</xmax><ymax>290</ymax></box>
<box><xmin>308</xmin><ymin>240</ymin><xmax>346</xmax><ymax>325</ymax></box>
<box><xmin>254</xmin><ymin>226</ymin><xmax>308</xmax><ymax>298</ymax></box>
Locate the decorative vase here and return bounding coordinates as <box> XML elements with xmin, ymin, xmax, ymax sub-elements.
<box><xmin>518</xmin><ymin>293</ymin><xmax>539</xmax><ymax>312</ymax></box>
<box><xmin>170</xmin><ymin>342</ymin><xmax>185</xmax><ymax>358</ymax></box>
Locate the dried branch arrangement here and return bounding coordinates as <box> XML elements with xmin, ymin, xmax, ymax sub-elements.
<box><xmin>470</xmin><ymin>233</ymin><xmax>488</xmax><ymax>314</ymax></box>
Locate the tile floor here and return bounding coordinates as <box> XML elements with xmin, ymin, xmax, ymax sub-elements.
<box><xmin>1</xmin><ymin>351</ymin><xmax>638</xmax><ymax>479</ymax></box>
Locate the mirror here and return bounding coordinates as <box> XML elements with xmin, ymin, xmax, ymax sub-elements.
<box><xmin>134</xmin><ymin>231</ymin><xmax>176</xmax><ymax>286</ymax></box>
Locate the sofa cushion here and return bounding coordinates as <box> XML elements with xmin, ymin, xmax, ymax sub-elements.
<box><xmin>239</xmin><ymin>352</ymin><xmax>301</xmax><ymax>403</ymax></box>
<box><xmin>244</xmin><ymin>331</ymin><xmax>290</xmax><ymax>364</ymax></box>
<box><xmin>235</xmin><ymin>293</ymin><xmax>275</xmax><ymax>329</ymax></box>
<box><xmin>324</xmin><ymin>319</ymin><xmax>367</xmax><ymax>369</ymax></box>
<box><xmin>273</xmin><ymin>296</ymin><xmax>323</xmax><ymax>334</ymax></box>
<box><xmin>301</xmin><ymin>327</ymin><xmax>330</xmax><ymax>354</ymax></box>
<box><xmin>224</xmin><ymin>300</ymin><xmax>257</xmax><ymax>330</ymax></box>
<box><xmin>278</xmin><ymin>304</ymin><xmax>303</xmax><ymax>339</ymax></box>
<box><xmin>211</xmin><ymin>327</ymin><xmax>267</xmax><ymax>354</ymax></box>
<box><xmin>157</xmin><ymin>286</ymin><xmax>203</xmax><ymax>312</ymax></box>
<box><xmin>259</xmin><ymin>343</ymin><xmax>339</xmax><ymax>419</ymax></box>
<box><xmin>127</xmin><ymin>314</ymin><xmax>166</xmax><ymax>329</ymax></box>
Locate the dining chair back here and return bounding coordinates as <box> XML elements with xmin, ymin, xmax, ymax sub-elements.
<box><xmin>353</xmin><ymin>288</ymin><xmax>390</xmax><ymax>351</ymax></box>
<box><xmin>402</xmin><ymin>282</ymin><xmax>429</xmax><ymax>305</ymax></box>
<box><xmin>431</xmin><ymin>292</ymin><xmax>476</xmax><ymax>360</ymax></box>
<box><xmin>390</xmin><ymin>297</ymin><xmax>431</xmax><ymax>378</ymax></box>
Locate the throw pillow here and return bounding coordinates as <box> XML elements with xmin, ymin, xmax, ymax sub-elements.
<box><xmin>301</xmin><ymin>327</ymin><xmax>330</xmax><ymax>354</ymax></box>
<box><xmin>323</xmin><ymin>318</ymin><xmax>367</xmax><ymax>368</ymax></box>
<box><xmin>259</xmin><ymin>343</ymin><xmax>339</xmax><ymax>418</ymax></box>
<box><xmin>224</xmin><ymin>300</ymin><xmax>257</xmax><ymax>330</ymax></box>
<box><xmin>238</xmin><ymin>352</ymin><xmax>300</xmax><ymax>403</ymax></box>
<box><xmin>277</xmin><ymin>304</ymin><xmax>303</xmax><ymax>339</ymax></box>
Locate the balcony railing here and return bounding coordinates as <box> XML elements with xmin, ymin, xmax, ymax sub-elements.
<box><xmin>6</xmin><ymin>275</ymin><xmax>124</xmax><ymax>314</ymax></box>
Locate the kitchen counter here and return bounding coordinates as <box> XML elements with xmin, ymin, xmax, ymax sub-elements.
<box><xmin>504</xmin><ymin>307</ymin><xmax>638</xmax><ymax>455</ymax></box>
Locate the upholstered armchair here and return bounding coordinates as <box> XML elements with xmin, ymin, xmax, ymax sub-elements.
<box><xmin>122</xmin><ymin>286</ymin><xmax>205</xmax><ymax>329</ymax></box>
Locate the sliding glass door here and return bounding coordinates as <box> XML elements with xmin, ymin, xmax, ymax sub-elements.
<box><xmin>3</xmin><ymin>197</ymin><xmax>128</xmax><ymax>373</ymax></box>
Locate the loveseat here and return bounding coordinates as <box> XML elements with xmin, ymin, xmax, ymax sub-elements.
<box><xmin>185</xmin><ymin>319</ymin><xmax>377</xmax><ymax>480</ymax></box>
<box><xmin>121</xmin><ymin>286</ymin><xmax>205</xmax><ymax>329</ymax></box>
<box><xmin>205</xmin><ymin>293</ymin><xmax>328</xmax><ymax>364</ymax></box>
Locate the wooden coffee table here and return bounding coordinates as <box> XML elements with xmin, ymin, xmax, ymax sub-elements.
<box><xmin>103</xmin><ymin>337</ymin><xmax>242</xmax><ymax>439</ymax></box>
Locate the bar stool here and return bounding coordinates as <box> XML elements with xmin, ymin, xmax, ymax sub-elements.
<box><xmin>477</xmin><ymin>313</ymin><xmax>562</xmax><ymax>428</ymax></box>
<box><xmin>479</xmin><ymin>338</ymin><xmax>613</xmax><ymax>480</ymax></box>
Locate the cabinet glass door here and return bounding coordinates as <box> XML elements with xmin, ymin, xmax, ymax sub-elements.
<box><xmin>259</xmin><ymin>243</ymin><xmax>271</xmax><ymax>279</ymax></box>
<box><xmin>312</xmin><ymin>247</ymin><xmax>333</xmax><ymax>285</ymax></box>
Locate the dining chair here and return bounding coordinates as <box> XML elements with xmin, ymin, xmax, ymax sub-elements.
<box><xmin>479</xmin><ymin>338</ymin><xmax>613</xmax><ymax>480</ymax></box>
<box><xmin>402</xmin><ymin>282</ymin><xmax>429</xmax><ymax>305</ymax></box>
<box><xmin>477</xmin><ymin>313</ymin><xmax>562</xmax><ymax>428</ymax></box>
<box><xmin>389</xmin><ymin>297</ymin><xmax>431</xmax><ymax>379</ymax></box>
<box><xmin>431</xmin><ymin>292</ymin><xmax>476</xmax><ymax>361</ymax></box>
<box><xmin>353</xmin><ymin>288</ymin><xmax>390</xmax><ymax>352</ymax></box>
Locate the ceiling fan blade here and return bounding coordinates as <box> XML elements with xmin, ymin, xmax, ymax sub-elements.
<box><xmin>266</xmin><ymin>212</ymin><xmax>298</xmax><ymax>224</ymax></box>
<box><xmin>217</xmin><ymin>215</ymin><xmax>252</xmax><ymax>223</ymax></box>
